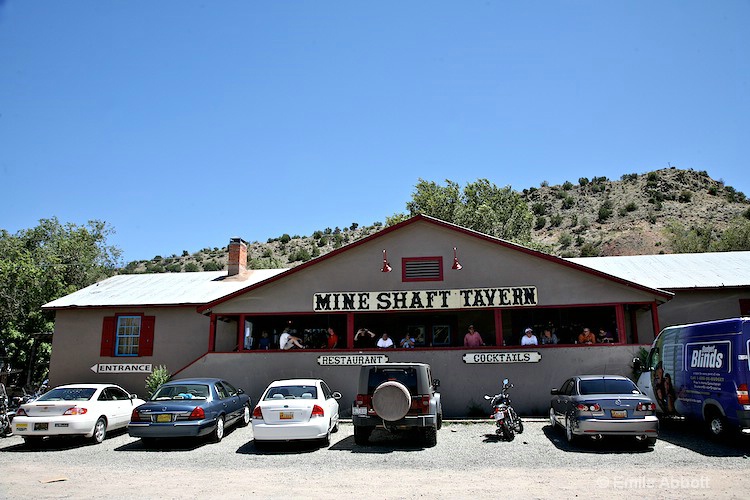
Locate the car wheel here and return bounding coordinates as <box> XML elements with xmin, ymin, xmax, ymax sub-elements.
<box><xmin>549</xmin><ymin>408</ymin><xmax>557</xmax><ymax>428</ymax></box>
<box><xmin>422</xmin><ymin>427</ymin><xmax>438</xmax><ymax>447</ymax></box>
<box><xmin>436</xmin><ymin>412</ymin><xmax>443</xmax><ymax>431</ymax></box>
<box><xmin>91</xmin><ymin>417</ymin><xmax>107</xmax><ymax>444</ymax></box>
<box><xmin>517</xmin><ymin>419</ymin><xmax>524</xmax><ymax>434</ymax></box>
<box><xmin>332</xmin><ymin>417</ymin><xmax>339</xmax><ymax>433</ymax></box>
<box><xmin>212</xmin><ymin>415</ymin><xmax>225</xmax><ymax>443</ymax></box>
<box><xmin>501</xmin><ymin>421</ymin><xmax>515</xmax><ymax>442</ymax></box>
<box><xmin>565</xmin><ymin>415</ymin><xmax>577</xmax><ymax>444</ymax></box>
<box><xmin>141</xmin><ymin>438</ymin><xmax>157</xmax><ymax>449</ymax></box>
<box><xmin>707</xmin><ymin>412</ymin><xmax>728</xmax><ymax>439</ymax></box>
<box><xmin>239</xmin><ymin>405</ymin><xmax>251</xmax><ymax>427</ymax></box>
<box><xmin>646</xmin><ymin>437</ymin><xmax>657</xmax><ymax>447</ymax></box>
<box><xmin>353</xmin><ymin>425</ymin><xmax>373</xmax><ymax>446</ymax></box>
<box><xmin>321</xmin><ymin>429</ymin><xmax>331</xmax><ymax>447</ymax></box>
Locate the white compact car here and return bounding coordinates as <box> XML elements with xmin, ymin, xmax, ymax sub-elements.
<box><xmin>13</xmin><ymin>384</ymin><xmax>145</xmax><ymax>446</ymax></box>
<box><xmin>252</xmin><ymin>378</ymin><xmax>341</xmax><ymax>447</ymax></box>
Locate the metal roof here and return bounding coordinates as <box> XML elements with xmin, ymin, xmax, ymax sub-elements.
<box><xmin>43</xmin><ymin>269</ymin><xmax>287</xmax><ymax>309</ymax></box>
<box><xmin>568</xmin><ymin>251</ymin><xmax>750</xmax><ymax>290</ymax></box>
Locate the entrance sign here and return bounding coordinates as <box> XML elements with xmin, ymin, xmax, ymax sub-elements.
<box><xmin>90</xmin><ymin>363</ymin><xmax>153</xmax><ymax>374</ymax></box>
<box><xmin>317</xmin><ymin>354</ymin><xmax>389</xmax><ymax>366</ymax></box>
<box><xmin>313</xmin><ymin>286</ymin><xmax>538</xmax><ymax>312</ymax></box>
<box><xmin>462</xmin><ymin>352</ymin><xmax>542</xmax><ymax>364</ymax></box>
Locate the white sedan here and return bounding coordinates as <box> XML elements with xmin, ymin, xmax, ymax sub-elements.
<box><xmin>252</xmin><ymin>379</ymin><xmax>341</xmax><ymax>446</ymax></box>
<box><xmin>13</xmin><ymin>383</ymin><xmax>145</xmax><ymax>446</ymax></box>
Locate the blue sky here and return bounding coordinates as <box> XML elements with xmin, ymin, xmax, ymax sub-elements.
<box><xmin>1</xmin><ymin>1</ymin><xmax>748</xmax><ymax>263</ymax></box>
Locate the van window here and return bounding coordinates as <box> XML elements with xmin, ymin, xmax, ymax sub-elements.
<box><xmin>648</xmin><ymin>348</ymin><xmax>660</xmax><ymax>371</ymax></box>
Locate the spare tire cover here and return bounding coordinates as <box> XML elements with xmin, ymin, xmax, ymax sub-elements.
<box><xmin>372</xmin><ymin>381</ymin><xmax>411</xmax><ymax>421</ymax></box>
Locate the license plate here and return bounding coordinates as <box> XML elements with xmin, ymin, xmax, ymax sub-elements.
<box><xmin>34</xmin><ymin>423</ymin><xmax>48</xmax><ymax>431</ymax></box>
<box><xmin>611</xmin><ymin>410</ymin><xmax>627</xmax><ymax>419</ymax></box>
<box><xmin>279</xmin><ymin>411</ymin><xmax>294</xmax><ymax>420</ymax></box>
<box><xmin>156</xmin><ymin>414</ymin><xmax>172</xmax><ymax>423</ymax></box>
<box><xmin>15</xmin><ymin>423</ymin><xmax>27</xmax><ymax>431</ymax></box>
<box><xmin>352</xmin><ymin>407</ymin><xmax>367</xmax><ymax>416</ymax></box>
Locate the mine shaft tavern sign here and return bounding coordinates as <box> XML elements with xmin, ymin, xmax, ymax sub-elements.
<box><xmin>90</xmin><ymin>363</ymin><xmax>153</xmax><ymax>374</ymax></box>
<box><xmin>313</xmin><ymin>286</ymin><xmax>538</xmax><ymax>312</ymax></box>
<box><xmin>463</xmin><ymin>352</ymin><xmax>542</xmax><ymax>364</ymax></box>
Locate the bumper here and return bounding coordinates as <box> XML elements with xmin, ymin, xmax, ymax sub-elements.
<box><xmin>734</xmin><ymin>410</ymin><xmax>750</xmax><ymax>431</ymax></box>
<box><xmin>252</xmin><ymin>418</ymin><xmax>329</xmax><ymax>442</ymax></box>
<box><xmin>352</xmin><ymin>414</ymin><xmax>437</xmax><ymax>429</ymax></box>
<box><xmin>13</xmin><ymin>416</ymin><xmax>96</xmax><ymax>438</ymax></box>
<box><xmin>572</xmin><ymin>415</ymin><xmax>659</xmax><ymax>437</ymax></box>
<box><xmin>127</xmin><ymin>419</ymin><xmax>216</xmax><ymax>439</ymax></box>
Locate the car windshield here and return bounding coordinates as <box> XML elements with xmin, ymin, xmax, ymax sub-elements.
<box><xmin>368</xmin><ymin>368</ymin><xmax>418</xmax><ymax>394</ymax></box>
<box><xmin>152</xmin><ymin>384</ymin><xmax>210</xmax><ymax>400</ymax></box>
<box><xmin>578</xmin><ymin>378</ymin><xmax>640</xmax><ymax>395</ymax></box>
<box><xmin>264</xmin><ymin>385</ymin><xmax>318</xmax><ymax>400</ymax></box>
<box><xmin>37</xmin><ymin>388</ymin><xmax>96</xmax><ymax>401</ymax></box>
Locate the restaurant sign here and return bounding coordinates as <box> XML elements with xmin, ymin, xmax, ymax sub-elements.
<box><xmin>313</xmin><ymin>286</ymin><xmax>537</xmax><ymax>312</ymax></box>
<box><xmin>317</xmin><ymin>354</ymin><xmax>389</xmax><ymax>366</ymax></box>
<box><xmin>462</xmin><ymin>352</ymin><xmax>542</xmax><ymax>364</ymax></box>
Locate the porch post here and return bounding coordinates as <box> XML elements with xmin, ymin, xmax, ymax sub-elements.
<box><xmin>650</xmin><ymin>301</ymin><xmax>661</xmax><ymax>341</ymax></box>
<box><xmin>208</xmin><ymin>314</ymin><xmax>216</xmax><ymax>352</ymax></box>
<box><xmin>347</xmin><ymin>313</ymin><xmax>355</xmax><ymax>349</ymax></box>
<box><xmin>494</xmin><ymin>309</ymin><xmax>504</xmax><ymax>347</ymax></box>
<box><xmin>615</xmin><ymin>305</ymin><xmax>626</xmax><ymax>344</ymax></box>
<box><xmin>238</xmin><ymin>314</ymin><xmax>246</xmax><ymax>351</ymax></box>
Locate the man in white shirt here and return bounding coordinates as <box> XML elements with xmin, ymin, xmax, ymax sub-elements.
<box><xmin>521</xmin><ymin>328</ymin><xmax>538</xmax><ymax>346</ymax></box>
<box><xmin>377</xmin><ymin>332</ymin><xmax>394</xmax><ymax>348</ymax></box>
<box><xmin>279</xmin><ymin>328</ymin><xmax>305</xmax><ymax>349</ymax></box>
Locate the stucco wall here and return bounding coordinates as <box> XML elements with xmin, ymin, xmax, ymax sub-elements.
<box><xmin>48</xmin><ymin>307</ymin><xmax>210</xmax><ymax>396</ymax></box>
<box><xmin>176</xmin><ymin>345</ymin><xmax>644</xmax><ymax>417</ymax></box>
<box><xmin>658</xmin><ymin>289</ymin><xmax>748</xmax><ymax>328</ymax></box>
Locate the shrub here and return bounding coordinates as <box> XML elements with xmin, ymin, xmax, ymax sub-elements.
<box><xmin>540</xmin><ymin>180</ymin><xmax>549</xmax><ymax>187</ymax></box>
<box><xmin>145</xmin><ymin>365</ymin><xmax>171</xmax><ymax>398</ymax></box>
<box><xmin>578</xmin><ymin>177</ymin><xmax>589</xmax><ymax>187</ymax></box>
<box><xmin>534</xmin><ymin>216</ymin><xmax>547</xmax><ymax>230</ymax></box>
<box><xmin>597</xmin><ymin>200</ymin><xmax>613</xmax><ymax>222</ymax></box>
<box><xmin>569</xmin><ymin>214</ymin><xmax>578</xmax><ymax>227</ymax></box>
<box><xmin>279</xmin><ymin>234</ymin><xmax>291</xmax><ymax>244</ymax></box>
<box><xmin>203</xmin><ymin>261</ymin><xmax>222</xmax><ymax>271</ymax></box>
<box><xmin>184</xmin><ymin>262</ymin><xmax>200</xmax><ymax>272</ymax></box>
<box><xmin>165</xmin><ymin>263</ymin><xmax>182</xmax><ymax>273</ymax></box>
<box><xmin>678</xmin><ymin>190</ymin><xmax>693</xmax><ymax>203</ymax></box>
<box><xmin>182</xmin><ymin>250</ymin><xmax>189</xmax><ymax>257</ymax></box>
<box><xmin>708</xmin><ymin>186</ymin><xmax>718</xmax><ymax>195</ymax></box>
<box><xmin>561</xmin><ymin>195</ymin><xmax>575</xmax><ymax>209</ymax></box>
<box><xmin>744</xmin><ymin>208</ymin><xmax>750</xmax><ymax>220</ymax></box>
<box><xmin>579</xmin><ymin>242</ymin><xmax>600</xmax><ymax>257</ymax></box>
<box><xmin>621</xmin><ymin>173</ymin><xmax>638</xmax><ymax>182</ymax></box>
<box><xmin>625</xmin><ymin>201</ymin><xmax>638</xmax><ymax>212</ymax></box>
<box><xmin>558</xmin><ymin>233</ymin><xmax>572</xmax><ymax>248</ymax></box>
<box><xmin>532</xmin><ymin>202</ymin><xmax>546</xmax><ymax>215</ymax></box>
<box><xmin>550</xmin><ymin>214</ymin><xmax>563</xmax><ymax>227</ymax></box>
<box><xmin>562</xmin><ymin>181</ymin><xmax>574</xmax><ymax>190</ymax></box>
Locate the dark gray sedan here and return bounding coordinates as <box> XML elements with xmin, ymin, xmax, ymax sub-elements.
<box><xmin>128</xmin><ymin>378</ymin><xmax>251</xmax><ymax>445</ymax></box>
<box><xmin>549</xmin><ymin>375</ymin><xmax>658</xmax><ymax>446</ymax></box>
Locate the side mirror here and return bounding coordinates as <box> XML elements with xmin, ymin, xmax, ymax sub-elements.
<box><xmin>433</xmin><ymin>379</ymin><xmax>440</xmax><ymax>388</ymax></box>
<box><xmin>332</xmin><ymin>391</ymin><xmax>342</xmax><ymax>400</ymax></box>
<box><xmin>130</xmin><ymin>393</ymin><xmax>138</xmax><ymax>400</ymax></box>
<box><xmin>632</xmin><ymin>357</ymin><xmax>644</xmax><ymax>372</ymax></box>
<box><xmin>483</xmin><ymin>395</ymin><xmax>491</xmax><ymax>400</ymax></box>
<box><xmin>502</xmin><ymin>378</ymin><xmax>509</xmax><ymax>386</ymax></box>
<box><xmin>237</xmin><ymin>388</ymin><xmax>245</xmax><ymax>395</ymax></box>
<box><xmin>550</xmin><ymin>388</ymin><xmax>560</xmax><ymax>395</ymax></box>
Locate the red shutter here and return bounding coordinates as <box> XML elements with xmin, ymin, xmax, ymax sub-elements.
<box><xmin>100</xmin><ymin>316</ymin><xmax>116</xmax><ymax>357</ymax></box>
<box><xmin>139</xmin><ymin>316</ymin><xmax>156</xmax><ymax>357</ymax></box>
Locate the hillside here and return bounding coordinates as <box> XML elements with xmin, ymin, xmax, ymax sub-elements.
<box><xmin>122</xmin><ymin>167</ymin><xmax>749</xmax><ymax>273</ymax></box>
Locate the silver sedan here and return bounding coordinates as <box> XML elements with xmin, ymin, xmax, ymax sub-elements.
<box><xmin>549</xmin><ymin>375</ymin><xmax>658</xmax><ymax>446</ymax></box>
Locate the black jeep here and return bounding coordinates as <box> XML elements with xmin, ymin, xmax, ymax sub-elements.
<box><xmin>351</xmin><ymin>363</ymin><xmax>442</xmax><ymax>447</ymax></box>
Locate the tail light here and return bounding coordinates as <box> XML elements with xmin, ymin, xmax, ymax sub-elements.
<box><xmin>355</xmin><ymin>394</ymin><xmax>371</xmax><ymax>407</ymax></box>
<box><xmin>252</xmin><ymin>406</ymin><xmax>263</xmax><ymax>419</ymax></box>
<box><xmin>188</xmin><ymin>407</ymin><xmax>205</xmax><ymax>420</ymax></box>
<box><xmin>16</xmin><ymin>408</ymin><xmax>27</xmax><ymax>417</ymax></box>
<box><xmin>737</xmin><ymin>384</ymin><xmax>749</xmax><ymax>405</ymax></box>
<box><xmin>62</xmin><ymin>406</ymin><xmax>88</xmax><ymax>415</ymax></box>
<box><xmin>311</xmin><ymin>405</ymin><xmax>325</xmax><ymax>418</ymax></box>
<box><xmin>130</xmin><ymin>409</ymin><xmax>144</xmax><ymax>422</ymax></box>
<box><xmin>636</xmin><ymin>402</ymin><xmax>657</xmax><ymax>411</ymax></box>
<box><xmin>576</xmin><ymin>403</ymin><xmax>601</xmax><ymax>412</ymax></box>
<box><xmin>410</xmin><ymin>395</ymin><xmax>431</xmax><ymax>414</ymax></box>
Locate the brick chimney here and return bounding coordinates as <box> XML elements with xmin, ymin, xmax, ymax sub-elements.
<box><xmin>228</xmin><ymin>237</ymin><xmax>247</xmax><ymax>276</ymax></box>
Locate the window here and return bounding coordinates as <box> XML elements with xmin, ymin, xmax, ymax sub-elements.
<box><xmin>100</xmin><ymin>314</ymin><xmax>155</xmax><ymax>357</ymax></box>
<box><xmin>402</xmin><ymin>257</ymin><xmax>443</xmax><ymax>282</ymax></box>
<box><xmin>215</xmin><ymin>383</ymin><xmax>230</xmax><ymax>400</ymax></box>
<box><xmin>221</xmin><ymin>381</ymin><xmax>238</xmax><ymax>397</ymax></box>
<box><xmin>115</xmin><ymin>316</ymin><xmax>141</xmax><ymax>356</ymax></box>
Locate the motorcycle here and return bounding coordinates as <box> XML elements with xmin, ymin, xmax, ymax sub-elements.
<box><xmin>0</xmin><ymin>384</ymin><xmax>12</xmax><ymax>437</ymax></box>
<box><xmin>484</xmin><ymin>378</ymin><xmax>524</xmax><ymax>441</ymax></box>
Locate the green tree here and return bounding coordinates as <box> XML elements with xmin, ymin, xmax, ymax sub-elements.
<box><xmin>0</xmin><ymin>218</ymin><xmax>121</xmax><ymax>386</ymax></box>
<box><xmin>403</xmin><ymin>179</ymin><xmax>533</xmax><ymax>244</ymax></box>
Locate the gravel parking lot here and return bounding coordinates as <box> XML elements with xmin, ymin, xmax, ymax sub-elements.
<box><xmin>1</xmin><ymin>419</ymin><xmax>749</xmax><ymax>499</ymax></box>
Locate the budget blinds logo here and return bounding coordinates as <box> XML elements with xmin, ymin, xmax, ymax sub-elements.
<box><xmin>687</xmin><ymin>341</ymin><xmax>731</xmax><ymax>372</ymax></box>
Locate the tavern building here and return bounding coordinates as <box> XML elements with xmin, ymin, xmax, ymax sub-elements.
<box><xmin>43</xmin><ymin>215</ymin><xmax>750</xmax><ymax>415</ymax></box>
